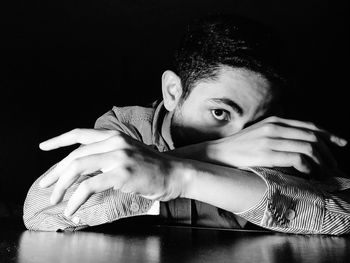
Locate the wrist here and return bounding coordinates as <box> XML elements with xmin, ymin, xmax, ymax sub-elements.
<box><xmin>166</xmin><ymin>141</ymin><xmax>213</xmax><ymax>162</ymax></box>
<box><xmin>168</xmin><ymin>158</ymin><xmax>195</xmax><ymax>199</ymax></box>
<box><xmin>205</xmin><ymin>140</ymin><xmax>219</xmax><ymax>163</ymax></box>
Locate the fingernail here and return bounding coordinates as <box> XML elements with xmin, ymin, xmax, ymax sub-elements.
<box><xmin>39</xmin><ymin>180</ymin><xmax>44</xmax><ymax>188</ymax></box>
<box><xmin>39</xmin><ymin>141</ymin><xmax>49</xmax><ymax>151</ymax></box>
<box><xmin>64</xmin><ymin>207</ymin><xmax>73</xmax><ymax>217</ymax></box>
<box><xmin>50</xmin><ymin>195</ymin><xmax>57</xmax><ymax>205</ymax></box>
<box><xmin>332</xmin><ymin>136</ymin><xmax>347</xmax><ymax>146</ymax></box>
<box><xmin>39</xmin><ymin>178</ymin><xmax>48</xmax><ymax>188</ymax></box>
<box><xmin>339</xmin><ymin>138</ymin><xmax>348</xmax><ymax>146</ymax></box>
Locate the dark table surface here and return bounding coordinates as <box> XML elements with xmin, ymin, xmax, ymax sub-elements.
<box><xmin>1</xmin><ymin>217</ymin><xmax>350</xmax><ymax>263</ymax></box>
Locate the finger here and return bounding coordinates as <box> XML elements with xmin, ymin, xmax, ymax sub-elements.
<box><xmin>50</xmin><ymin>151</ymin><xmax>123</xmax><ymax>205</ymax></box>
<box><xmin>39</xmin><ymin>128</ymin><xmax>119</xmax><ymax>151</ymax></box>
<box><xmin>39</xmin><ymin>165</ymin><xmax>61</xmax><ymax>188</ymax></box>
<box><xmin>263</xmin><ymin>124</ymin><xmax>328</xmax><ymax>145</ymax></box>
<box><xmin>314</xmin><ymin>137</ymin><xmax>338</xmax><ymax>168</ymax></box>
<box><xmin>270</xmin><ymin>151</ymin><xmax>313</xmax><ymax>174</ymax></box>
<box><xmin>64</xmin><ymin>170</ymin><xmax>128</xmax><ymax>217</ymax></box>
<box><xmin>64</xmin><ymin>173</ymin><xmax>114</xmax><ymax>217</ymax></box>
<box><xmin>265</xmin><ymin>125</ymin><xmax>342</xmax><ymax>167</ymax></box>
<box><xmin>39</xmin><ymin>135</ymin><xmax>128</xmax><ymax>188</ymax></box>
<box><xmin>268</xmin><ymin>138</ymin><xmax>323</xmax><ymax>167</ymax></box>
<box><xmin>263</xmin><ymin>125</ymin><xmax>318</xmax><ymax>142</ymax></box>
<box><xmin>264</xmin><ymin>117</ymin><xmax>347</xmax><ymax>147</ymax></box>
<box><xmin>37</xmin><ymin>163</ymin><xmax>59</xmax><ymax>188</ymax></box>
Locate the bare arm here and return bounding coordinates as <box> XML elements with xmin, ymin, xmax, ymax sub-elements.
<box><xmin>33</xmin><ymin>128</ymin><xmax>350</xmax><ymax>235</ymax></box>
<box><xmin>167</xmin><ymin>116</ymin><xmax>347</xmax><ymax>176</ymax></box>
<box><xmin>177</xmin><ymin>159</ymin><xmax>267</xmax><ymax>213</ymax></box>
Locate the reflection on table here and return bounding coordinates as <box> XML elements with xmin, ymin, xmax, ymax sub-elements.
<box><xmin>14</xmin><ymin>225</ymin><xmax>350</xmax><ymax>263</ymax></box>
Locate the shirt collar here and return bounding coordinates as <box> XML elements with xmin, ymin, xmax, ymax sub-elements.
<box><xmin>151</xmin><ymin>100</ymin><xmax>174</xmax><ymax>151</ymax></box>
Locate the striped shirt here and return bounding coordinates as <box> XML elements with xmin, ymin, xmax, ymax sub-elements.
<box><xmin>23</xmin><ymin>102</ymin><xmax>350</xmax><ymax>234</ymax></box>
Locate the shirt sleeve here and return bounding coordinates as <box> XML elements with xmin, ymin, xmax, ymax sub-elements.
<box><xmin>23</xmin><ymin>109</ymin><xmax>155</xmax><ymax>231</ymax></box>
<box><xmin>236</xmin><ymin>167</ymin><xmax>350</xmax><ymax>235</ymax></box>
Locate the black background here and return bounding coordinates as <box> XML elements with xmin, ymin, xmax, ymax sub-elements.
<box><xmin>0</xmin><ymin>0</ymin><xmax>349</xmax><ymax>215</ymax></box>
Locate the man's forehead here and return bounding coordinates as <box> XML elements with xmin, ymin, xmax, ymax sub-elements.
<box><xmin>192</xmin><ymin>66</ymin><xmax>272</xmax><ymax>112</ymax></box>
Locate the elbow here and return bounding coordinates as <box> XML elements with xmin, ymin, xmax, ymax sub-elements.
<box><xmin>22</xmin><ymin>180</ymin><xmax>61</xmax><ymax>231</ymax></box>
<box><xmin>23</xmin><ymin>181</ymin><xmax>84</xmax><ymax>232</ymax></box>
<box><xmin>22</xmin><ymin>182</ymin><xmax>41</xmax><ymax>230</ymax></box>
<box><xmin>22</xmin><ymin>190</ymin><xmax>51</xmax><ymax>231</ymax></box>
<box><xmin>23</xmin><ymin>196</ymin><xmax>71</xmax><ymax>232</ymax></box>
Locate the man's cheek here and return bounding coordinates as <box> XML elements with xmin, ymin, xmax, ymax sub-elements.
<box><xmin>182</xmin><ymin>126</ymin><xmax>222</xmax><ymax>144</ymax></box>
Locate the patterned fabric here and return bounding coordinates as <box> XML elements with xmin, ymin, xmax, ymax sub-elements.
<box><xmin>23</xmin><ymin>102</ymin><xmax>350</xmax><ymax>234</ymax></box>
<box><xmin>24</xmin><ymin>165</ymin><xmax>154</xmax><ymax>231</ymax></box>
<box><xmin>238</xmin><ymin>167</ymin><xmax>350</xmax><ymax>235</ymax></box>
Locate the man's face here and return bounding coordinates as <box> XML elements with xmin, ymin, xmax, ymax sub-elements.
<box><xmin>171</xmin><ymin>66</ymin><xmax>274</xmax><ymax>147</ymax></box>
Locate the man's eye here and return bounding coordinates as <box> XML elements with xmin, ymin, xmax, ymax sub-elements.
<box><xmin>211</xmin><ymin>109</ymin><xmax>230</xmax><ymax>121</ymax></box>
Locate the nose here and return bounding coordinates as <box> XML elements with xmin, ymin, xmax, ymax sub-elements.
<box><xmin>243</xmin><ymin>115</ymin><xmax>267</xmax><ymax>129</ymax></box>
<box><xmin>227</xmin><ymin>119</ymin><xmax>247</xmax><ymax>135</ymax></box>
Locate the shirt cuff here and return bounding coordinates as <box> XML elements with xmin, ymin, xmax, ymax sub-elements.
<box><xmin>236</xmin><ymin>167</ymin><xmax>325</xmax><ymax>234</ymax></box>
<box><xmin>146</xmin><ymin>201</ymin><xmax>160</xmax><ymax>215</ymax></box>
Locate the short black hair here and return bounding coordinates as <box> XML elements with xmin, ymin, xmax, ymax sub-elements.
<box><xmin>173</xmin><ymin>14</ymin><xmax>285</xmax><ymax>108</ymax></box>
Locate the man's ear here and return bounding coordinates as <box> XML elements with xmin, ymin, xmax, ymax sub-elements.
<box><xmin>161</xmin><ymin>70</ymin><xmax>183</xmax><ymax>111</ymax></box>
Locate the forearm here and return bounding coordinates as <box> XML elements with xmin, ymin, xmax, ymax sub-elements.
<box><xmin>166</xmin><ymin>140</ymin><xmax>239</xmax><ymax>169</ymax></box>
<box><xmin>166</xmin><ymin>141</ymin><xmax>224</xmax><ymax>168</ymax></box>
<box><xmin>173</xmin><ymin>159</ymin><xmax>267</xmax><ymax>213</ymax></box>
<box><xmin>171</xmin><ymin>158</ymin><xmax>350</xmax><ymax>235</ymax></box>
<box><xmin>23</xmin><ymin>165</ymin><xmax>154</xmax><ymax>231</ymax></box>
<box><xmin>166</xmin><ymin>143</ymin><xmax>207</xmax><ymax>159</ymax></box>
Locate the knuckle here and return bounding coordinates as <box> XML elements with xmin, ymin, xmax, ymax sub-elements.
<box><xmin>305</xmin><ymin>121</ymin><xmax>317</xmax><ymax>129</ymax></box>
<box><xmin>71</xmin><ymin>128</ymin><xmax>81</xmax><ymax>135</ymax></box>
<box><xmin>112</xmin><ymin>150</ymin><xmax>127</xmax><ymax>161</ymax></box>
<box><xmin>79</xmin><ymin>180</ymin><xmax>92</xmax><ymax>193</ymax></box>
<box><xmin>66</xmin><ymin>151</ymin><xmax>75</xmax><ymax>160</ymax></box>
<box><xmin>292</xmin><ymin>154</ymin><xmax>311</xmax><ymax>173</ymax></box>
<box><xmin>124</xmin><ymin>164</ymin><xmax>134</xmax><ymax>173</ymax></box>
<box><xmin>119</xmin><ymin>185</ymin><xmax>131</xmax><ymax>193</ymax></box>
<box><xmin>109</xmin><ymin>130</ymin><xmax>119</xmax><ymax>136</ymax></box>
<box><xmin>268</xmin><ymin>116</ymin><xmax>278</xmax><ymax>122</ymax></box>
<box><xmin>54</xmin><ymin>180</ymin><xmax>64</xmax><ymax>191</ymax></box>
<box><xmin>119</xmin><ymin>134</ymin><xmax>127</xmax><ymax>145</ymax></box>
<box><xmin>73</xmin><ymin>128</ymin><xmax>87</xmax><ymax>142</ymax></box>
<box><xmin>304</xmin><ymin>142</ymin><xmax>314</xmax><ymax>155</ymax></box>
<box><xmin>110</xmin><ymin>134</ymin><xmax>127</xmax><ymax>146</ymax></box>
<box><xmin>110</xmin><ymin>135</ymin><xmax>122</xmax><ymax>146</ymax></box>
<box><xmin>259</xmin><ymin>138</ymin><xmax>271</xmax><ymax>148</ymax></box>
<box><xmin>306</xmin><ymin>131</ymin><xmax>318</xmax><ymax>142</ymax></box>
<box><xmin>68</xmin><ymin>147</ymin><xmax>81</xmax><ymax>159</ymax></box>
<box><xmin>262</xmin><ymin>123</ymin><xmax>277</xmax><ymax>134</ymax></box>
<box><xmin>121</xmin><ymin>167</ymin><xmax>132</xmax><ymax>179</ymax></box>
<box><xmin>69</xmin><ymin>159</ymin><xmax>80</xmax><ymax>172</ymax></box>
<box><xmin>118</xmin><ymin>150</ymin><xmax>128</xmax><ymax>160</ymax></box>
<box><xmin>295</xmin><ymin>154</ymin><xmax>304</xmax><ymax>165</ymax></box>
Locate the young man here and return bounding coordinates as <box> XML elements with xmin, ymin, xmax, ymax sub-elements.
<box><xmin>24</xmin><ymin>15</ymin><xmax>350</xmax><ymax>234</ymax></box>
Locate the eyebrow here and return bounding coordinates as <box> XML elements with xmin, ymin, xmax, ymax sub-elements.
<box><xmin>210</xmin><ymin>98</ymin><xmax>244</xmax><ymax>116</ymax></box>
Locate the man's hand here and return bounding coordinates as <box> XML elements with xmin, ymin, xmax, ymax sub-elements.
<box><xmin>39</xmin><ymin>129</ymin><xmax>186</xmax><ymax>217</ymax></box>
<box><xmin>205</xmin><ymin>116</ymin><xmax>347</xmax><ymax>174</ymax></box>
